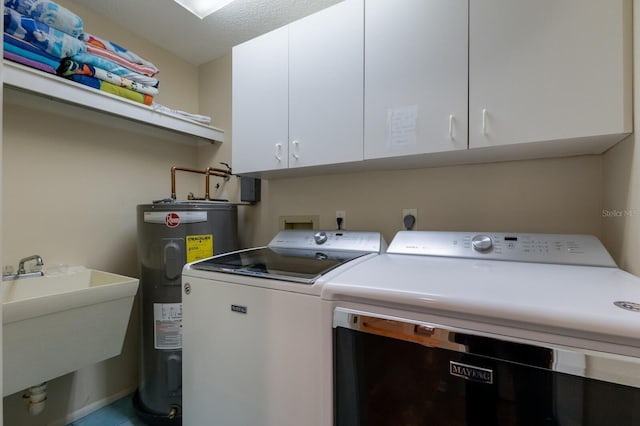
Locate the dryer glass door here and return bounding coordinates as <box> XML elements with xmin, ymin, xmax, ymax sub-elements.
<box><xmin>333</xmin><ymin>309</ymin><xmax>640</xmax><ymax>426</ymax></box>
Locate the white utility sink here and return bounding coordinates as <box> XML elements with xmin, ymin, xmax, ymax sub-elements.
<box><xmin>2</xmin><ymin>266</ymin><xmax>139</xmax><ymax>396</ymax></box>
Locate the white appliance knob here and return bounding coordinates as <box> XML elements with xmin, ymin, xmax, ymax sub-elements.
<box><xmin>314</xmin><ymin>231</ymin><xmax>328</xmax><ymax>245</ymax></box>
<box><xmin>472</xmin><ymin>234</ymin><xmax>493</xmax><ymax>252</ymax></box>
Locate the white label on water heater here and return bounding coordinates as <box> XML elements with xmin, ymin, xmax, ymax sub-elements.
<box><xmin>144</xmin><ymin>211</ymin><xmax>208</xmax><ymax>225</ymax></box>
<box><xmin>154</xmin><ymin>303</ymin><xmax>182</xmax><ymax>350</ymax></box>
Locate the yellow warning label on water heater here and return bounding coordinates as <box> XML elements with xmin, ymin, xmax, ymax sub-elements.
<box><xmin>186</xmin><ymin>234</ymin><xmax>214</xmax><ymax>263</ymax></box>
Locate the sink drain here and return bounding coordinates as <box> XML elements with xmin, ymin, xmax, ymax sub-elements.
<box><xmin>614</xmin><ymin>301</ymin><xmax>640</xmax><ymax>312</ymax></box>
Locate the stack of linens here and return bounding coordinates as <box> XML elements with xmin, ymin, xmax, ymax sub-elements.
<box><xmin>3</xmin><ymin>0</ymin><xmax>160</xmax><ymax>106</ymax></box>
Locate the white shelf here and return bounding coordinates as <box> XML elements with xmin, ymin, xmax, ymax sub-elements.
<box><xmin>2</xmin><ymin>60</ymin><xmax>224</xmax><ymax>144</ymax></box>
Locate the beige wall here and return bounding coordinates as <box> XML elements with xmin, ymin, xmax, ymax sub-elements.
<box><xmin>2</xmin><ymin>1</ymin><xmax>202</xmax><ymax>424</ymax></box>
<box><xmin>603</xmin><ymin>134</ymin><xmax>639</xmax><ymax>274</ymax></box>
<box><xmin>601</xmin><ymin>0</ymin><xmax>640</xmax><ymax>275</ymax></box>
<box><xmin>258</xmin><ymin>156</ymin><xmax>604</xmax><ymax>246</ymax></box>
<box><xmin>1</xmin><ymin>112</ymin><xmax>199</xmax><ymax>426</ymax></box>
<box><xmin>197</xmin><ymin>54</ymin><xmax>262</xmax><ymax>247</ymax></box>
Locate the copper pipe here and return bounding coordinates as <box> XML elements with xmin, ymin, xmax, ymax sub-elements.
<box><xmin>205</xmin><ymin>165</ymin><xmax>232</xmax><ymax>199</ymax></box>
<box><xmin>171</xmin><ymin>165</ymin><xmax>233</xmax><ymax>200</ymax></box>
<box><xmin>171</xmin><ymin>166</ymin><xmax>207</xmax><ymax>200</ymax></box>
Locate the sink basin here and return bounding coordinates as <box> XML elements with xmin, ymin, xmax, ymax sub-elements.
<box><xmin>2</xmin><ymin>266</ymin><xmax>139</xmax><ymax>396</ymax></box>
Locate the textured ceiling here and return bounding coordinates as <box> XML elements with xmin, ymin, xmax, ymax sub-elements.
<box><xmin>67</xmin><ymin>0</ymin><xmax>343</xmax><ymax>65</ymax></box>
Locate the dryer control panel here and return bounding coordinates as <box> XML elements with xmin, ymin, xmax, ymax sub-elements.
<box><xmin>388</xmin><ymin>231</ymin><xmax>616</xmax><ymax>267</ymax></box>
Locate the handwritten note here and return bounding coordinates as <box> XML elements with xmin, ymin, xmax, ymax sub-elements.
<box><xmin>387</xmin><ymin>105</ymin><xmax>418</xmax><ymax>148</ymax></box>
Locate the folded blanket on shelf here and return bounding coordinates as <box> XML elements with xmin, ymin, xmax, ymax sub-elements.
<box><xmin>86</xmin><ymin>44</ymin><xmax>158</xmax><ymax>77</ymax></box>
<box><xmin>80</xmin><ymin>32</ymin><xmax>159</xmax><ymax>76</ymax></box>
<box><xmin>4</xmin><ymin>0</ymin><xmax>83</xmax><ymax>37</ymax></box>
<box><xmin>57</xmin><ymin>58</ymin><xmax>159</xmax><ymax>96</ymax></box>
<box><xmin>4</xmin><ymin>7</ymin><xmax>85</xmax><ymax>58</ymax></box>
<box><xmin>67</xmin><ymin>74</ymin><xmax>154</xmax><ymax>106</ymax></box>
<box><xmin>4</xmin><ymin>38</ymin><xmax>60</xmax><ymax>70</ymax></box>
<box><xmin>152</xmin><ymin>103</ymin><xmax>212</xmax><ymax>125</ymax></box>
<box><xmin>67</xmin><ymin>73</ymin><xmax>99</xmax><ymax>89</ymax></box>
<box><xmin>4</xmin><ymin>49</ymin><xmax>56</xmax><ymax>73</ymax></box>
<box><xmin>71</xmin><ymin>52</ymin><xmax>160</xmax><ymax>88</ymax></box>
<box><xmin>4</xmin><ymin>32</ymin><xmax>59</xmax><ymax>63</ymax></box>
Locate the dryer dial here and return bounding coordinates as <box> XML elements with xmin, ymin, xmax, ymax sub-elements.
<box><xmin>314</xmin><ymin>231</ymin><xmax>328</xmax><ymax>245</ymax></box>
<box><xmin>472</xmin><ymin>234</ymin><xmax>493</xmax><ymax>252</ymax></box>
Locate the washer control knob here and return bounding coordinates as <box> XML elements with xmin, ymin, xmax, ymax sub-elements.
<box><xmin>471</xmin><ymin>234</ymin><xmax>493</xmax><ymax>252</ymax></box>
<box><xmin>314</xmin><ymin>231</ymin><xmax>328</xmax><ymax>245</ymax></box>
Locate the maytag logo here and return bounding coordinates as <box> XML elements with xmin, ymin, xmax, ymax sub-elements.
<box><xmin>231</xmin><ymin>305</ymin><xmax>247</xmax><ymax>314</ymax></box>
<box><xmin>450</xmin><ymin>361</ymin><xmax>493</xmax><ymax>384</ymax></box>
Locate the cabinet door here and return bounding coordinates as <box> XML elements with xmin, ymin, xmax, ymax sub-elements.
<box><xmin>469</xmin><ymin>0</ymin><xmax>632</xmax><ymax>148</ymax></box>
<box><xmin>364</xmin><ymin>0</ymin><xmax>468</xmax><ymax>160</ymax></box>
<box><xmin>232</xmin><ymin>26</ymin><xmax>289</xmax><ymax>174</ymax></box>
<box><xmin>288</xmin><ymin>0</ymin><xmax>364</xmax><ymax>168</ymax></box>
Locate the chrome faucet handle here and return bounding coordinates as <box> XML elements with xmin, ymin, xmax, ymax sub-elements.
<box><xmin>17</xmin><ymin>255</ymin><xmax>44</xmax><ymax>274</ymax></box>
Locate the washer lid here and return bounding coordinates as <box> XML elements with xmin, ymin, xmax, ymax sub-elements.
<box><xmin>191</xmin><ymin>230</ymin><xmax>386</xmax><ymax>284</ymax></box>
<box><xmin>190</xmin><ymin>246</ymin><xmax>368</xmax><ymax>284</ymax></box>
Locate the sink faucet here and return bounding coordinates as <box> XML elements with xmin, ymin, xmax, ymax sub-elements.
<box><xmin>3</xmin><ymin>255</ymin><xmax>45</xmax><ymax>281</ymax></box>
<box><xmin>17</xmin><ymin>255</ymin><xmax>44</xmax><ymax>274</ymax></box>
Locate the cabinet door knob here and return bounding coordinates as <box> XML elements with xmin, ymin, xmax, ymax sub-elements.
<box><xmin>291</xmin><ymin>140</ymin><xmax>301</xmax><ymax>160</ymax></box>
<box><xmin>274</xmin><ymin>143</ymin><xmax>283</xmax><ymax>161</ymax></box>
<box><xmin>482</xmin><ymin>108</ymin><xmax>488</xmax><ymax>135</ymax></box>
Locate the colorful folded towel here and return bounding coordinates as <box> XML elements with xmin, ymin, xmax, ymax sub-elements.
<box><xmin>4</xmin><ymin>32</ymin><xmax>59</xmax><ymax>64</ymax></box>
<box><xmin>4</xmin><ymin>49</ymin><xmax>56</xmax><ymax>74</ymax></box>
<box><xmin>4</xmin><ymin>7</ymin><xmax>85</xmax><ymax>58</ymax></box>
<box><xmin>4</xmin><ymin>39</ymin><xmax>60</xmax><ymax>69</ymax></box>
<box><xmin>86</xmin><ymin>44</ymin><xmax>159</xmax><ymax>77</ymax></box>
<box><xmin>57</xmin><ymin>58</ymin><xmax>159</xmax><ymax>96</ymax></box>
<box><xmin>4</xmin><ymin>0</ymin><xmax>84</xmax><ymax>37</ymax></box>
<box><xmin>80</xmin><ymin>32</ymin><xmax>159</xmax><ymax>76</ymax></box>
<box><xmin>67</xmin><ymin>74</ymin><xmax>154</xmax><ymax>106</ymax></box>
<box><xmin>71</xmin><ymin>52</ymin><xmax>160</xmax><ymax>88</ymax></box>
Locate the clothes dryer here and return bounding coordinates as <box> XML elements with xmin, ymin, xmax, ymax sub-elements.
<box><xmin>323</xmin><ymin>231</ymin><xmax>640</xmax><ymax>426</ymax></box>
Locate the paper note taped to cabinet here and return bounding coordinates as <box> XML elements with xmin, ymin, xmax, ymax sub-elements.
<box><xmin>387</xmin><ymin>105</ymin><xmax>418</xmax><ymax>148</ymax></box>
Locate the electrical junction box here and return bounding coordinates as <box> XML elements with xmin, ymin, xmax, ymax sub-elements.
<box><xmin>240</xmin><ymin>177</ymin><xmax>261</xmax><ymax>203</ymax></box>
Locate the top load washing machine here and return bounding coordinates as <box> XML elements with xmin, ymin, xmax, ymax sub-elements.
<box><xmin>323</xmin><ymin>231</ymin><xmax>640</xmax><ymax>426</ymax></box>
<box><xmin>181</xmin><ymin>230</ymin><xmax>386</xmax><ymax>426</ymax></box>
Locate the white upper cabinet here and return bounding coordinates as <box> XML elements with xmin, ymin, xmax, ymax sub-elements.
<box><xmin>364</xmin><ymin>0</ymin><xmax>468</xmax><ymax>160</ymax></box>
<box><xmin>232</xmin><ymin>0</ymin><xmax>364</xmax><ymax>175</ymax></box>
<box><xmin>232</xmin><ymin>26</ymin><xmax>289</xmax><ymax>174</ymax></box>
<box><xmin>232</xmin><ymin>0</ymin><xmax>631</xmax><ymax>177</ymax></box>
<box><xmin>289</xmin><ymin>0</ymin><xmax>364</xmax><ymax>168</ymax></box>
<box><xmin>469</xmin><ymin>0</ymin><xmax>632</xmax><ymax>149</ymax></box>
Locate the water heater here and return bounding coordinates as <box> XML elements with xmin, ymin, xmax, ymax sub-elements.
<box><xmin>134</xmin><ymin>201</ymin><xmax>239</xmax><ymax>424</ymax></box>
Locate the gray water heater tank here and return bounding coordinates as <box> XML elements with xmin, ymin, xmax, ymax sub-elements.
<box><xmin>135</xmin><ymin>202</ymin><xmax>239</xmax><ymax>424</ymax></box>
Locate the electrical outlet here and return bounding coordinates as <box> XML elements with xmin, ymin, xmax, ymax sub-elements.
<box><xmin>336</xmin><ymin>210</ymin><xmax>346</xmax><ymax>230</ymax></box>
<box><xmin>402</xmin><ymin>208</ymin><xmax>418</xmax><ymax>230</ymax></box>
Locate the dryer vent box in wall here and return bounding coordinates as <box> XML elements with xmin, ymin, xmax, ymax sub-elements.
<box><xmin>240</xmin><ymin>177</ymin><xmax>261</xmax><ymax>203</ymax></box>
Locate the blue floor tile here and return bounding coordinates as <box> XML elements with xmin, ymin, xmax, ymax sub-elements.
<box><xmin>68</xmin><ymin>395</ymin><xmax>146</xmax><ymax>426</ymax></box>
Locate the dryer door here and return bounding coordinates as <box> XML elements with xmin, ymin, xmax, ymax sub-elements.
<box><xmin>333</xmin><ymin>308</ymin><xmax>640</xmax><ymax>426</ymax></box>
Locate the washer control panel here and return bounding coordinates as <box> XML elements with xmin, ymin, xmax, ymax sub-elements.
<box><xmin>269</xmin><ymin>230</ymin><xmax>387</xmax><ymax>253</ymax></box>
<box><xmin>388</xmin><ymin>231</ymin><xmax>616</xmax><ymax>267</ymax></box>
